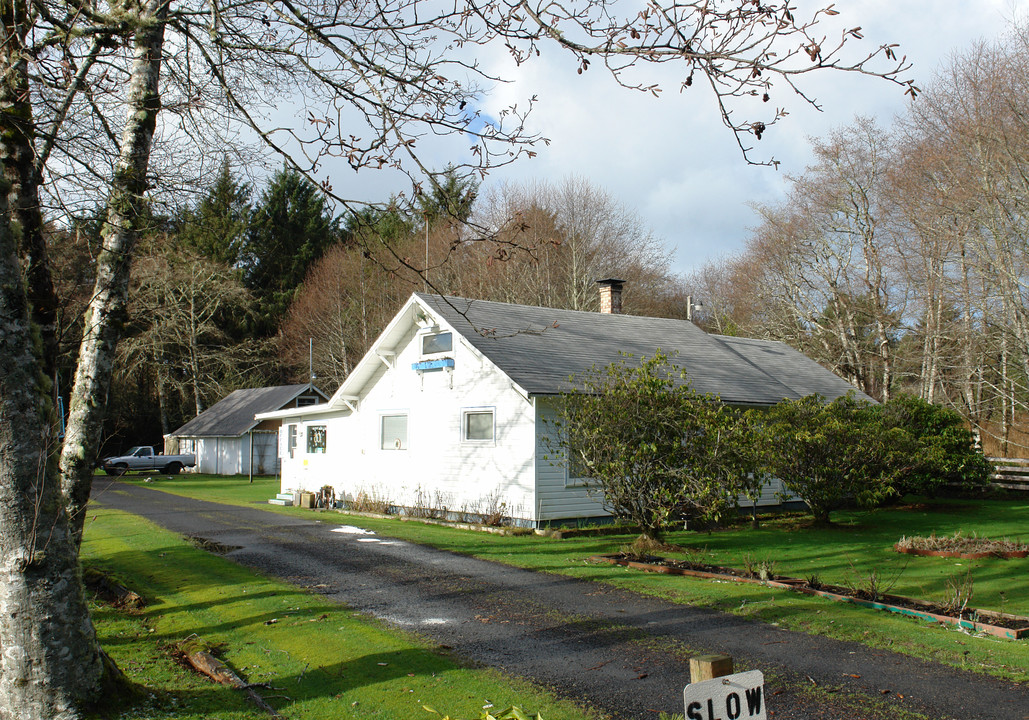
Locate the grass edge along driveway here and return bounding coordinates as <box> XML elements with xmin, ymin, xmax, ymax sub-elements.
<box><xmin>106</xmin><ymin>475</ymin><xmax>1029</xmax><ymax>685</ymax></box>
<box><xmin>81</xmin><ymin>506</ymin><xmax>604</xmax><ymax>720</ymax></box>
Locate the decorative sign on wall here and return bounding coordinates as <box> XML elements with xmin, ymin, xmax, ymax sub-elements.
<box><xmin>411</xmin><ymin>358</ymin><xmax>455</xmax><ymax>372</ymax></box>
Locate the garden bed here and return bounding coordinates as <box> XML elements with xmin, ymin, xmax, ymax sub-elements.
<box><xmin>894</xmin><ymin>532</ymin><xmax>1028</xmax><ymax>559</ymax></box>
<box><xmin>590</xmin><ymin>553</ymin><xmax>1029</xmax><ymax>640</ymax></box>
<box><xmin>894</xmin><ymin>545</ymin><xmax>1028</xmax><ymax>559</ymax></box>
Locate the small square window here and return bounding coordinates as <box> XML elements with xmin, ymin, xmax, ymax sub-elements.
<box><xmin>422</xmin><ymin>331</ymin><xmax>453</xmax><ymax>355</ymax></box>
<box><xmin>307</xmin><ymin>425</ymin><xmax>327</xmax><ymax>454</ymax></box>
<box><xmin>381</xmin><ymin>414</ymin><xmax>408</xmax><ymax>450</ymax></box>
<box><xmin>462</xmin><ymin>409</ymin><xmax>494</xmax><ymax>442</ymax></box>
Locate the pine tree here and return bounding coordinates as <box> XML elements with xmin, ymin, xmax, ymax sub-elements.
<box><xmin>416</xmin><ymin>165</ymin><xmax>479</xmax><ymax>224</ymax></box>
<box><xmin>240</xmin><ymin>166</ymin><xmax>338</xmax><ymax>332</ymax></box>
<box><xmin>177</xmin><ymin>161</ymin><xmax>252</xmax><ymax>267</ymax></box>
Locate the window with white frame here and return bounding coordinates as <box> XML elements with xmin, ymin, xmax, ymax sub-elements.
<box><xmin>462</xmin><ymin>408</ymin><xmax>495</xmax><ymax>443</ymax></box>
<box><xmin>381</xmin><ymin>414</ymin><xmax>408</xmax><ymax>450</ymax></box>
<box><xmin>287</xmin><ymin>424</ymin><xmax>298</xmax><ymax>458</ymax></box>
<box><xmin>307</xmin><ymin>425</ymin><xmax>327</xmax><ymax>454</ymax></box>
<box><xmin>421</xmin><ymin>331</ymin><xmax>452</xmax><ymax>355</ymax></box>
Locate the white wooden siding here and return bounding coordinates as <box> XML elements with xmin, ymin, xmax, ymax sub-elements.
<box><xmin>184</xmin><ymin>433</ymin><xmax>279</xmax><ymax>476</ymax></box>
<box><xmin>533</xmin><ymin>399</ymin><xmax>609</xmax><ymax>522</ymax></box>
<box><xmin>281</xmin><ymin>325</ymin><xmax>538</xmax><ymax>521</ymax></box>
<box><xmin>738</xmin><ymin>476</ymin><xmax>803</xmax><ymax>507</ymax></box>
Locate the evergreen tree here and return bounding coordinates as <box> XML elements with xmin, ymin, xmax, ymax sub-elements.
<box><xmin>343</xmin><ymin>203</ymin><xmax>414</xmax><ymax>245</ymax></box>
<box><xmin>177</xmin><ymin>162</ymin><xmax>252</xmax><ymax>267</ymax></box>
<box><xmin>241</xmin><ymin>166</ymin><xmax>339</xmax><ymax>332</ymax></box>
<box><xmin>417</xmin><ymin>165</ymin><xmax>479</xmax><ymax>224</ymax></box>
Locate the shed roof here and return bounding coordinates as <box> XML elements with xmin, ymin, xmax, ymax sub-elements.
<box><xmin>169</xmin><ymin>384</ymin><xmax>326</xmax><ymax>438</ymax></box>
<box><xmin>414</xmin><ymin>294</ymin><xmax>867</xmax><ymax>406</ymax></box>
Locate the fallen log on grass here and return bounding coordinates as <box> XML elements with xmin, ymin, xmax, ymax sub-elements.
<box><xmin>83</xmin><ymin>568</ymin><xmax>145</xmax><ymax>609</ymax></box>
<box><xmin>178</xmin><ymin>636</ymin><xmax>282</xmax><ymax>718</ymax></box>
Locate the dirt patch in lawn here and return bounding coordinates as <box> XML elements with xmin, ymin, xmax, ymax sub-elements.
<box><xmin>187</xmin><ymin>535</ymin><xmax>243</xmax><ymax>555</ymax></box>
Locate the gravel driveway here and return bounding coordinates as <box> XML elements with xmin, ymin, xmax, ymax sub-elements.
<box><xmin>91</xmin><ymin>478</ymin><xmax>1029</xmax><ymax>720</ymax></box>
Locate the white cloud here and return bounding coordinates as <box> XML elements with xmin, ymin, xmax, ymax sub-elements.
<box><xmin>471</xmin><ymin>1</ymin><xmax>1029</xmax><ymax>275</ymax></box>
<box><xmin>317</xmin><ymin>1</ymin><xmax>1027</xmax><ymax>277</ymax></box>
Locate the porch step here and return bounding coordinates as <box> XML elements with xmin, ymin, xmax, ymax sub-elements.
<box><xmin>269</xmin><ymin>492</ymin><xmax>295</xmax><ymax>506</ymax></box>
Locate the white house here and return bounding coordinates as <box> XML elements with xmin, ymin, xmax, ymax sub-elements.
<box><xmin>258</xmin><ymin>283</ymin><xmax>868</xmax><ymax>526</ymax></box>
<box><xmin>168</xmin><ymin>384</ymin><xmax>328</xmax><ymax>476</ymax></box>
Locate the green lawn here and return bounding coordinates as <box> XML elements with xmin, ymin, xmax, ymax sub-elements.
<box><xmin>81</xmin><ymin>505</ymin><xmax>599</xmax><ymax>720</ymax></box>
<box><xmin>113</xmin><ymin>474</ymin><xmax>1029</xmax><ymax>682</ymax></box>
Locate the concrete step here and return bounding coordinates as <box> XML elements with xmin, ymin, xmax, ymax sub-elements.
<box><xmin>268</xmin><ymin>498</ymin><xmax>293</xmax><ymax>506</ymax></box>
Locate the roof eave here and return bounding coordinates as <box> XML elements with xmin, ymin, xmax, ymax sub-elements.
<box><xmin>256</xmin><ymin>403</ymin><xmax>338</xmax><ymax>421</ymax></box>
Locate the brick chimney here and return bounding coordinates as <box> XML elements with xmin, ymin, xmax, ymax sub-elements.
<box><xmin>596</xmin><ymin>278</ymin><xmax>626</xmax><ymax>314</ymax></box>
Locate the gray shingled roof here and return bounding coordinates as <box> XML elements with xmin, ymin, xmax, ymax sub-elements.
<box><xmin>170</xmin><ymin>384</ymin><xmax>324</xmax><ymax>438</ymax></box>
<box><xmin>415</xmin><ymin>294</ymin><xmax>867</xmax><ymax>406</ymax></box>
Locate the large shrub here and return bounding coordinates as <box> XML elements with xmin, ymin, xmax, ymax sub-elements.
<box><xmin>547</xmin><ymin>353</ymin><xmax>749</xmax><ymax>542</ymax></box>
<box><xmin>761</xmin><ymin>393</ymin><xmax>992</xmax><ymax>522</ymax></box>
<box><xmin>876</xmin><ymin>394</ymin><xmax>991</xmax><ymax>497</ymax></box>
<box><xmin>760</xmin><ymin>393</ymin><xmax>882</xmax><ymax>524</ymax></box>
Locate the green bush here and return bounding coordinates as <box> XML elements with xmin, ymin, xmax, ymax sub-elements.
<box><xmin>547</xmin><ymin>352</ymin><xmax>751</xmax><ymax>542</ymax></box>
<box><xmin>760</xmin><ymin>393</ymin><xmax>992</xmax><ymax>521</ymax></box>
<box><xmin>876</xmin><ymin>394</ymin><xmax>991</xmax><ymax>497</ymax></box>
<box><xmin>760</xmin><ymin>393</ymin><xmax>878</xmax><ymax>524</ymax></box>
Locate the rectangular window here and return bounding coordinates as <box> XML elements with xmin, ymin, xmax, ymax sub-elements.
<box><xmin>462</xmin><ymin>409</ymin><xmax>495</xmax><ymax>443</ymax></box>
<box><xmin>565</xmin><ymin>450</ymin><xmax>594</xmax><ymax>488</ymax></box>
<box><xmin>307</xmin><ymin>425</ymin><xmax>327</xmax><ymax>454</ymax></box>
<box><xmin>381</xmin><ymin>414</ymin><xmax>408</xmax><ymax>450</ymax></box>
<box><xmin>287</xmin><ymin>424</ymin><xmax>298</xmax><ymax>458</ymax></box>
<box><xmin>421</xmin><ymin>331</ymin><xmax>453</xmax><ymax>355</ymax></box>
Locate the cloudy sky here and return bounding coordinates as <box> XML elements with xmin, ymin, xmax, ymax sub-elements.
<box><xmin>317</xmin><ymin>1</ymin><xmax>1026</xmax><ymax>277</ymax></box>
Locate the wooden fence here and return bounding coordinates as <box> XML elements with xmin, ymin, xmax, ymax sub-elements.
<box><xmin>986</xmin><ymin>457</ymin><xmax>1029</xmax><ymax>492</ymax></box>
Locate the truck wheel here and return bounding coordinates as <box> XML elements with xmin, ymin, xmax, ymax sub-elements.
<box><xmin>164</xmin><ymin>462</ymin><xmax>182</xmax><ymax>475</ymax></box>
<box><xmin>106</xmin><ymin>464</ymin><xmax>128</xmax><ymax>477</ymax></box>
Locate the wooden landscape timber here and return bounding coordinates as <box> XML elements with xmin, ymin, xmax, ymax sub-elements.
<box><xmin>591</xmin><ymin>554</ymin><xmax>1029</xmax><ymax>640</ymax></box>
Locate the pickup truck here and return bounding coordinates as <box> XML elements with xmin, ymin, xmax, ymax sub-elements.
<box><xmin>100</xmin><ymin>446</ymin><xmax>196</xmax><ymax>476</ymax></box>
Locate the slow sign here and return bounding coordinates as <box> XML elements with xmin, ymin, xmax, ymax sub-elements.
<box><xmin>683</xmin><ymin>670</ymin><xmax>766</xmax><ymax>720</ymax></box>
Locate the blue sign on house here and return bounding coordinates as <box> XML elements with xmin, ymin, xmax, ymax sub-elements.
<box><xmin>412</xmin><ymin>358</ymin><xmax>455</xmax><ymax>372</ymax></box>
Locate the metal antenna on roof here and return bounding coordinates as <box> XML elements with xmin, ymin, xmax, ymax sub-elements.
<box><xmin>309</xmin><ymin>338</ymin><xmax>316</xmax><ymax>384</ymax></box>
<box><xmin>687</xmin><ymin>295</ymin><xmax>704</xmax><ymax>323</ymax></box>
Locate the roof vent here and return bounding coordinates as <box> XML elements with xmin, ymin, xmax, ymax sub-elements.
<box><xmin>596</xmin><ymin>278</ymin><xmax>626</xmax><ymax>314</ymax></box>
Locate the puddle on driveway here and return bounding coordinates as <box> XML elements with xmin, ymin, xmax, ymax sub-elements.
<box><xmin>379</xmin><ymin>614</ymin><xmax>453</xmax><ymax>627</ymax></box>
<box><xmin>331</xmin><ymin>525</ymin><xmax>376</xmax><ymax>535</ymax></box>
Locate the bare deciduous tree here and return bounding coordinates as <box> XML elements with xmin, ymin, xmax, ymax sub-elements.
<box><xmin>1</xmin><ymin>0</ymin><xmax>914</xmax><ymax>714</ymax></box>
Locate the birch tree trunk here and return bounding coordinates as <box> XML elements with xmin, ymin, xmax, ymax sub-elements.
<box><xmin>60</xmin><ymin>0</ymin><xmax>169</xmax><ymax>545</ymax></box>
<box><xmin>0</xmin><ymin>2</ymin><xmax>105</xmax><ymax>714</ymax></box>
<box><xmin>0</xmin><ymin>193</ymin><xmax>103</xmax><ymax>720</ymax></box>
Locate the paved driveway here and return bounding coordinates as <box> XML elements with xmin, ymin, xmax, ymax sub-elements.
<box><xmin>91</xmin><ymin>478</ymin><xmax>1029</xmax><ymax>720</ymax></box>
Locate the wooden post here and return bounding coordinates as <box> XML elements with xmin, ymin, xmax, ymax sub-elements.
<box><xmin>689</xmin><ymin>654</ymin><xmax>733</xmax><ymax>683</ymax></box>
